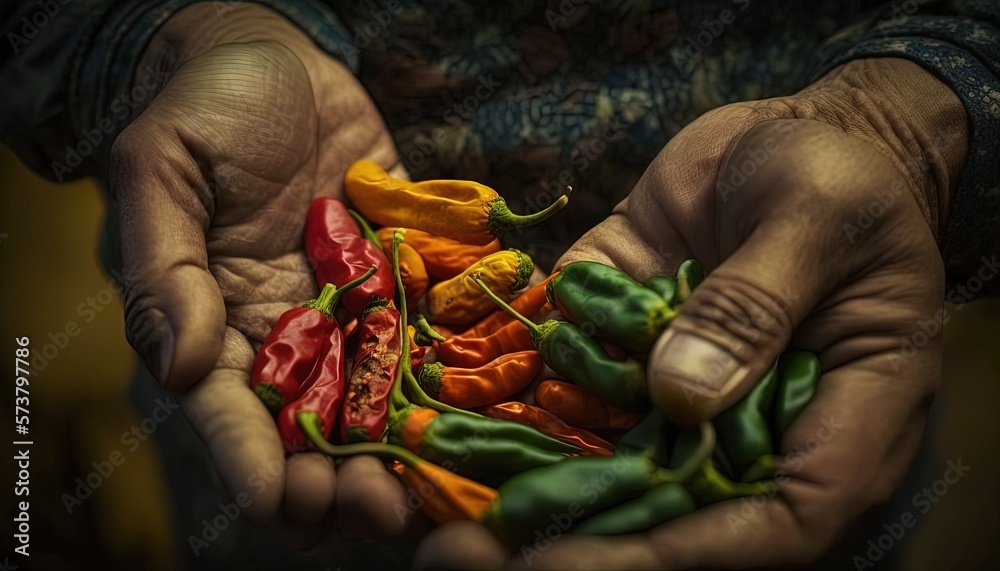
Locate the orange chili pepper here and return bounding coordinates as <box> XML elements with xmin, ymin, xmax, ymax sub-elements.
<box><xmin>534</xmin><ymin>380</ymin><xmax>646</xmax><ymax>431</ymax></box>
<box><xmin>425</xmin><ymin>250</ymin><xmax>532</xmax><ymax>325</ymax></box>
<box><xmin>375</xmin><ymin>227</ymin><xmax>502</xmax><ymax>281</ymax></box>
<box><xmin>480</xmin><ymin>402</ymin><xmax>614</xmax><ymax>456</ymax></box>
<box><xmin>390</xmin><ymin>460</ymin><xmax>498</xmax><ymax>525</ymax></box>
<box><xmin>434</xmin><ymin>318</ymin><xmax>534</xmax><ymax>368</ymax></box>
<box><xmin>462</xmin><ymin>273</ymin><xmax>556</xmax><ymax>338</ymax></box>
<box><xmin>345</xmin><ymin>160</ymin><xmax>569</xmax><ymax>245</ymax></box>
<box><xmin>419</xmin><ymin>351</ymin><xmax>541</xmax><ymax>409</ymax></box>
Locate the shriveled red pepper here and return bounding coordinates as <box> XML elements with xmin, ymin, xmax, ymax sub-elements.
<box><xmin>459</xmin><ymin>274</ymin><xmax>556</xmax><ymax>339</ymax></box>
<box><xmin>250</xmin><ymin>267</ymin><xmax>377</xmax><ymax>415</ymax></box>
<box><xmin>338</xmin><ymin>299</ymin><xmax>402</xmax><ymax>443</ymax></box>
<box><xmin>434</xmin><ymin>318</ymin><xmax>534</xmax><ymax>368</ymax></box>
<box><xmin>480</xmin><ymin>402</ymin><xmax>614</xmax><ymax>456</ymax></box>
<box><xmin>375</xmin><ymin>227</ymin><xmax>502</xmax><ymax>280</ymax></box>
<box><xmin>305</xmin><ymin>197</ymin><xmax>395</xmax><ymax>318</ymax></box>
<box><xmin>534</xmin><ymin>380</ymin><xmax>646</xmax><ymax>431</ymax></box>
<box><xmin>418</xmin><ymin>351</ymin><xmax>541</xmax><ymax>409</ymax></box>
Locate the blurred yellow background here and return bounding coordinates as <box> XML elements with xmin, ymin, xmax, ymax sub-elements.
<box><xmin>0</xmin><ymin>145</ymin><xmax>996</xmax><ymax>569</ymax></box>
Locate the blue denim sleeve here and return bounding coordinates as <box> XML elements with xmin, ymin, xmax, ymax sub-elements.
<box><xmin>1</xmin><ymin>0</ymin><xmax>357</xmax><ymax>182</ymax></box>
<box><xmin>810</xmin><ymin>0</ymin><xmax>1000</xmax><ymax>294</ymax></box>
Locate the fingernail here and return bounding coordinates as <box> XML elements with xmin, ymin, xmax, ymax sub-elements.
<box><xmin>649</xmin><ymin>330</ymin><xmax>746</xmax><ymax>397</ymax></box>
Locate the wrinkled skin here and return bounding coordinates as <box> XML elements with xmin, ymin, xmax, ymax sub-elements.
<box><xmin>111</xmin><ymin>5</ymin><xmax>414</xmax><ymax>541</ymax></box>
<box><xmin>415</xmin><ymin>59</ymin><xmax>968</xmax><ymax>569</ymax></box>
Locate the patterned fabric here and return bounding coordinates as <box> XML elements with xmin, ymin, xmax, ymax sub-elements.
<box><xmin>1</xmin><ymin>0</ymin><xmax>997</xmax><ymax>284</ymax></box>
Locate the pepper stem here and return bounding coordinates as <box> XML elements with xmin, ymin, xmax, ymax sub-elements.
<box><xmin>472</xmin><ymin>275</ymin><xmax>541</xmax><ymax>336</ymax></box>
<box><xmin>388</xmin><ymin>230</ymin><xmax>411</xmax><ymax>415</ymax></box>
<box><xmin>297</xmin><ymin>411</ymin><xmax>423</xmax><ymax>468</ymax></box>
<box><xmin>657</xmin><ymin>421</ymin><xmax>716</xmax><ymax>484</ymax></box>
<box><xmin>486</xmin><ymin>193</ymin><xmax>570</xmax><ymax>237</ymax></box>
<box><xmin>306</xmin><ymin>265</ymin><xmax>378</xmax><ymax>315</ymax></box>
<box><xmin>412</xmin><ymin>314</ymin><xmax>446</xmax><ymax>344</ymax></box>
<box><xmin>404</xmin><ymin>368</ymin><xmax>480</xmax><ymax>417</ymax></box>
<box><xmin>348</xmin><ymin>208</ymin><xmax>382</xmax><ymax>247</ymax></box>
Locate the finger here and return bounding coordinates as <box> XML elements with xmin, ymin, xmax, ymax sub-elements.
<box><xmin>178</xmin><ymin>328</ymin><xmax>285</xmax><ymax>524</ymax></box>
<box><xmin>334</xmin><ymin>455</ymin><xmax>412</xmax><ymax>539</ymax></box>
<box><xmin>554</xmin><ymin>211</ymin><xmax>688</xmax><ymax>279</ymax></box>
<box><xmin>282</xmin><ymin>453</ymin><xmax>337</xmax><ymax>525</ymax></box>
<box><xmin>112</xmin><ymin>122</ymin><xmax>226</xmax><ymax>390</ymax></box>
<box><xmin>413</xmin><ymin>521</ymin><xmax>508</xmax><ymax>571</ymax></box>
<box><xmin>647</xmin><ymin>122</ymin><xmax>868</xmax><ymax>424</ymax></box>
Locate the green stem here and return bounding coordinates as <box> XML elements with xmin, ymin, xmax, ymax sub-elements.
<box><xmin>349</xmin><ymin>208</ymin><xmax>382</xmax><ymax>247</ymax></box>
<box><xmin>404</xmin><ymin>368</ymin><xmax>480</xmax><ymax>417</ymax></box>
<box><xmin>306</xmin><ymin>265</ymin><xmax>378</xmax><ymax>315</ymax></box>
<box><xmin>297</xmin><ymin>411</ymin><xmax>422</xmax><ymax>468</ymax></box>
<box><xmin>657</xmin><ymin>421</ymin><xmax>716</xmax><ymax>484</ymax></box>
<box><xmin>412</xmin><ymin>314</ymin><xmax>446</xmax><ymax>344</ymax></box>
<box><xmin>388</xmin><ymin>230</ymin><xmax>411</xmax><ymax>415</ymax></box>
<box><xmin>472</xmin><ymin>276</ymin><xmax>541</xmax><ymax>336</ymax></box>
<box><xmin>487</xmin><ymin>194</ymin><xmax>570</xmax><ymax>236</ymax></box>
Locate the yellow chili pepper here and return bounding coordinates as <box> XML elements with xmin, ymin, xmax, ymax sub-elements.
<box><xmin>345</xmin><ymin>160</ymin><xmax>569</xmax><ymax>245</ymax></box>
<box><xmin>425</xmin><ymin>250</ymin><xmax>533</xmax><ymax>325</ymax></box>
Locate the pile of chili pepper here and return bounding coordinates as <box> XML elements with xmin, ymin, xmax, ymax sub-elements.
<box><xmin>246</xmin><ymin>161</ymin><xmax>824</xmax><ymax>550</ymax></box>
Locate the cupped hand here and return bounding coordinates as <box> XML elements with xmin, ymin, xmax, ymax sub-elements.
<box><xmin>110</xmin><ymin>5</ymin><xmax>413</xmax><ymax>539</ymax></box>
<box><xmin>415</xmin><ymin>58</ymin><xmax>967</xmax><ymax>569</ymax></box>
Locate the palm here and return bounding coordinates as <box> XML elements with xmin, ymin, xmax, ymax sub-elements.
<box><xmin>113</xmin><ymin>42</ymin><xmax>411</xmax><ymax>533</ymax></box>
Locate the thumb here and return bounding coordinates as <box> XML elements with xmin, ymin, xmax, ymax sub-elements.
<box><xmin>646</xmin><ymin>122</ymin><xmax>849</xmax><ymax>425</ymax></box>
<box><xmin>112</xmin><ymin>123</ymin><xmax>227</xmax><ymax>390</ymax></box>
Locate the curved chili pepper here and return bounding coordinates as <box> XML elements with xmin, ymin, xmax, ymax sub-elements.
<box><xmin>390</xmin><ymin>460</ymin><xmax>500</xmax><ymax>525</ymax></box>
<box><xmin>305</xmin><ymin>197</ymin><xmax>395</xmax><ymax>318</ymax></box>
<box><xmin>462</xmin><ymin>275</ymin><xmax>555</xmax><ymax>339</ymax></box>
<box><xmin>477</xmin><ymin>277</ymin><xmax>651</xmax><ymax>412</ymax></box>
<box><xmin>481</xmin><ymin>402</ymin><xmax>613</xmax><ymax>456</ymax></box>
<box><xmin>547</xmin><ymin>261</ymin><xmax>676</xmax><ymax>353</ymax></box>
<box><xmin>388</xmin><ymin>403</ymin><xmax>578</xmax><ymax>485</ymax></box>
<box><xmin>712</xmin><ymin>360</ymin><xmax>779</xmax><ymax>480</ymax></box>
<box><xmin>374</xmin><ymin>227</ymin><xmax>502</xmax><ymax>280</ymax></box>
<box><xmin>345</xmin><ymin>160</ymin><xmax>569</xmax><ymax>245</ymax></box>
<box><xmin>774</xmin><ymin>350</ymin><xmax>821</xmax><ymax>439</ymax></box>
<box><xmin>338</xmin><ymin>299</ymin><xmax>403</xmax><ymax>443</ymax></box>
<box><xmin>250</xmin><ymin>266</ymin><xmax>377</xmax><ymax>415</ymax></box>
<box><xmin>480</xmin><ymin>422</ymin><xmax>714</xmax><ymax>547</ymax></box>
<box><xmin>426</xmin><ymin>250</ymin><xmax>533</xmax><ymax>325</ymax></box>
<box><xmin>534</xmin><ymin>380</ymin><xmax>646</xmax><ymax>430</ymax></box>
<box><xmin>573</xmin><ymin>483</ymin><xmax>695</xmax><ymax>535</ymax></box>
<box><xmin>392</xmin><ymin>242</ymin><xmax>429</xmax><ymax>310</ymax></box>
<box><xmin>434</xmin><ymin>318</ymin><xmax>534</xmax><ymax>368</ymax></box>
<box><xmin>418</xmin><ymin>351</ymin><xmax>541</xmax><ymax>409</ymax></box>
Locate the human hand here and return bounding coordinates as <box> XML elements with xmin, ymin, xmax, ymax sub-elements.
<box><xmin>414</xmin><ymin>58</ymin><xmax>967</xmax><ymax>569</ymax></box>
<box><xmin>111</xmin><ymin>4</ymin><xmax>413</xmax><ymax>540</ymax></box>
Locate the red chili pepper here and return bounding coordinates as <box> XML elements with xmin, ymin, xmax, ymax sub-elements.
<box><xmin>480</xmin><ymin>402</ymin><xmax>614</xmax><ymax>456</ymax></box>
<box><xmin>305</xmin><ymin>197</ymin><xmax>395</xmax><ymax>318</ymax></box>
<box><xmin>278</xmin><ymin>323</ymin><xmax>347</xmax><ymax>453</ymax></box>
<box><xmin>338</xmin><ymin>300</ymin><xmax>402</xmax><ymax>443</ymax></box>
<box><xmin>250</xmin><ymin>266</ymin><xmax>377</xmax><ymax>415</ymax></box>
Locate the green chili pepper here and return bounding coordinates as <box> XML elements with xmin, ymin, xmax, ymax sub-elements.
<box><xmin>482</xmin><ymin>422</ymin><xmax>715</xmax><ymax>547</ymax></box>
<box><xmin>387</xmin><ymin>403</ymin><xmax>579</xmax><ymax>485</ymax></box>
<box><xmin>475</xmin><ymin>276</ymin><xmax>650</xmax><ymax>412</ymax></box>
<box><xmin>672</xmin><ymin>259</ymin><xmax>704</xmax><ymax>305</ymax></box>
<box><xmin>774</xmin><ymin>350</ymin><xmax>821</xmax><ymax>439</ymax></box>
<box><xmin>546</xmin><ymin>262</ymin><xmax>676</xmax><ymax>353</ymax></box>
<box><xmin>642</xmin><ymin>274</ymin><xmax>678</xmax><ymax>304</ymax></box>
<box><xmin>615</xmin><ymin>410</ymin><xmax>675</xmax><ymax>466</ymax></box>
<box><xmin>572</xmin><ymin>483</ymin><xmax>695</xmax><ymax>535</ymax></box>
<box><xmin>712</xmin><ymin>360</ymin><xmax>779</xmax><ymax>479</ymax></box>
